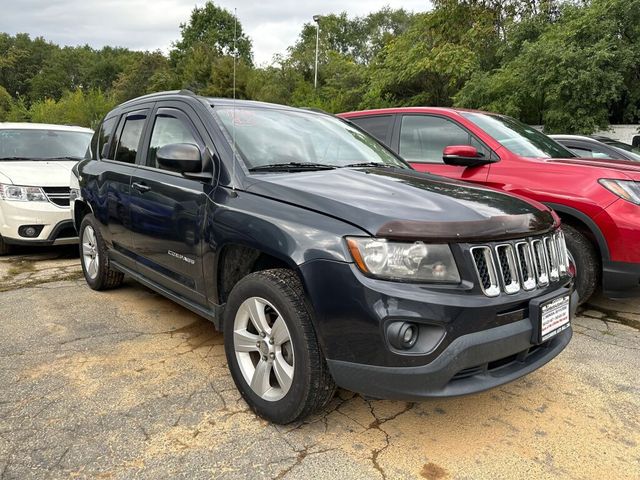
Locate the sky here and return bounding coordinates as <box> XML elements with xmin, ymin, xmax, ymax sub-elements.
<box><xmin>0</xmin><ymin>1</ymin><xmax>430</xmax><ymax>65</ymax></box>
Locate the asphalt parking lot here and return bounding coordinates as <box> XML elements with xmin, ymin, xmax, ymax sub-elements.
<box><xmin>0</xmin><ymin>248</ymin><xmax>639</xmax><ymax>479</ymax></box>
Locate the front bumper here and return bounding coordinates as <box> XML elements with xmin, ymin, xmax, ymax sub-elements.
<box><xmin>603</xmin><ymin>260</ymin><xmax>640</xmax><ymax>298</ymax></box>
<box><xmin>0</xmin><ymin>200</ymin><xmax>77</xmax><ymax>246</ymax></box>
<box><xmin>328</xmin><ymin>317</ymin><xmax>573</xmax><ymax>400</ymax></box>
<box><xmin>300</xmin><ymin>259</ymin><xmax>576</xmax><ymax>400</ymax></box>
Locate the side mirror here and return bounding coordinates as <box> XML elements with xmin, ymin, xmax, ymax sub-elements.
<box><xmin>156</xmin><ymin>143</ymin><xmax>202</xmax><ymax>174</ymax></box>
<box><xmin>633</xmin><ymin>135</ymin><xmax>640</xmax><ymax>149</ymax></box>
<box><xmin>442</xmin><ymin>145</ymin><xmax>491</xmax><ymax>167</ymax></box>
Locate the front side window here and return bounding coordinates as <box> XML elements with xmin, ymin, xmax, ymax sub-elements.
<box><xmin>462</xmin><ymin>112</ymin><xmax>575</xmax><ymax>159</ymax></box>
<box><xmin>147</xmin><ymin>110</ymin><xmax>200</xmax><ymax>169</ymax></box>
<box><xmin>213</xmin><ymin>106</ymin><xmax>407</xmax><ymax>170</ymax></box>
<box><xmin>399</xmin><ymin>115</ymin><xmax>486</xmax><ymax>163</ymax></box>
<box><xmin>0</xmin><ymin>129</ymin><xmax>92</xmax><ymax>161</ymax></box>
<box><xmin>566</xmin><ymin>146</ymin><xmax>597</xmax><ymax>158</ymax></box>
<box><xmin>113</xmin><ymin>112</ymin><xmax>147</xmax><ymax>164</ymax></box>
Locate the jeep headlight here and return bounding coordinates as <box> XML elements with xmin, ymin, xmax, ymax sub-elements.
<box><xmin>0</xmin><ymin>183</ymin><xmax>48</xmax><ymax>202</ymax></box>
<box><xmin>346</xmin><ymin>237</ymin><xmax>460</xmax><ymax>283</ymax></box>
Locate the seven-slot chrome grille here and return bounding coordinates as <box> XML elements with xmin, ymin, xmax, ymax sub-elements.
<box><xmin>471</xmin><ymin>230</ymin><xmax>569</xmax><ymax>297</ymax></box>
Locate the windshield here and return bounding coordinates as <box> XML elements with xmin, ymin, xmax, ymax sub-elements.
<box><xmin>612</xmin><ymin>145</ymin><xmax>640</xmax><ymax>162</ymax></box>
<box><xmin>462</xmin><ymin>112</ymin><xmax>575</xmax><ymax>159</ymax></box>
<box><xmin>604</xmin><ymin>139</ymin><xmax>640</xmax><ymax>156</ymax></box>
<box><xmin>0</xmin><ymin>128</ymin><xmax>93</xmax><ymax>160</ymax></box>
<box><xmin>214</xmin><ymin>106</ymin><xmax>408</xmax><ymax>170</ymax></box>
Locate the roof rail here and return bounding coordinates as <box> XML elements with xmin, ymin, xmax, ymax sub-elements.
<box><xmin>119</xmin><ymin>90</ymin><xmax>199</xmax><ymax>107</ymax></box>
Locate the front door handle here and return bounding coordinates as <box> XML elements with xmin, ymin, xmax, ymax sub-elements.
<box><xmin>132</xmin><ymin>182</ymin><xmax>151</xmax><ymax>193</ymax></box>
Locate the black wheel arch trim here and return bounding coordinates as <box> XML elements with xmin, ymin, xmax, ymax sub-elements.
<box><xmin>544</xmin><ymin>202</ymin><xmax>610</xmax><ymax>260</ymax></box>
<box><xmin>72</xmin><ymin>199</ymin><xmax>95</xmax><ymax>232</ymax></box>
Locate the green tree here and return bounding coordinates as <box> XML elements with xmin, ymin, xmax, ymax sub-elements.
<box><xmin>171</xmin><ymin>2</ymin><xmax>252</xmax><ymax>66</ymax></box>
<box><xmin>112</xmin><ymin>51</ymin><xmax>176</xmax><ymax>102</ymax></box>
<box><xmin>29</xmin><ymin>45</ymin><xmax>94</xmax><ymax>101</ymax></box>
<box><xmin>455</xmin><ymin>0</ymin><xmax>640</xmax><ymax>132</ymax></box>
<box><xmin>0</xmin><ymin>85</ymin><xmax>12</xmax><ymax>121</ymax></box>
<box><xmin>365</xmin><ymin>5</ymin><xmax>497</xmax><ymax>108</ymax></box>
<box><xmin>28</xmin><ymin>89</ymin><xmax>115</xmax><ymax>129</ymax></box>
<box><xmin>0</xmin><ymin>33</ymin><xmax>57</xmax><ymax>99</ymax></box>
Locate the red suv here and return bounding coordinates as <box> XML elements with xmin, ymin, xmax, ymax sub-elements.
<box><xmin>340</xmin><ymin>108</ymin><xmax>640</xmax><ymax>303</ymax></box>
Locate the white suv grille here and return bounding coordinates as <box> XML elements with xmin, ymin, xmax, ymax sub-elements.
<box><xmin>471</xmin><ymin>230</ymin><xmax>569</xmax><ymax>297</ymax></box>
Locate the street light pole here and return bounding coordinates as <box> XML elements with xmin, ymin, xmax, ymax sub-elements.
<box><xmin>313</xmin><ymin>15</ymin><xmax>321</xmax><ymax>89</ymax></box>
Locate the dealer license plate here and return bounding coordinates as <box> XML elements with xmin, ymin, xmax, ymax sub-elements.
<box><xmin>540</xmin><ymin>294</ymin><xmax>571</xmax><ymax>342</ymax></box>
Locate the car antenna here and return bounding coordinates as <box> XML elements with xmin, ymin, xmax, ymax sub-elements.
<box><xmin>231</xmin><ymin>7</ymin><xmax>238</xmax><ymax>194</ymax></box>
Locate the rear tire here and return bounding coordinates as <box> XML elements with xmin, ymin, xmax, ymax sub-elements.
<box><xmin>0</xmin><ymin>235</ymin><xmax>11</xmax><ymax>256</ymax></box>
<box><xmin>79</xmin><ymin>214</ymin><xmax>124</xmax><ymax>290</ymax></box>
<box><xmin>563</xmin><ymin>224</ymin><xmax>598</xmax><ymax>304</ymax></box>
<box><xmin>224</xmin><ymin>269</ymin><xmax>336</xmax><ymax>424</ymax></box>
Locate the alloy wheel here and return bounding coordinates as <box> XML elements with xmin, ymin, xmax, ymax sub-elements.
<box><xmin>82</xmin><ymin>226</ymin><xmax>99</xmax><ymax>280</ymax></box>
<box><xmin>233</xmin><ymin>296</ymin><xmax>295</xmax><ymax>402</ymax></box>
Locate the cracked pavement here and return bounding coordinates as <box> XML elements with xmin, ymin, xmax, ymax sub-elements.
<box><xmin>0</xmin><ymin>250</ymin><xmax>639</xmax><ymax>479</ymax></box>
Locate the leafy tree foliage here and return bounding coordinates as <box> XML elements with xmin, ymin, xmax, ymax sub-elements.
<box><xmin>0</xmin><ymin>85</ymin><xmax>12</xmax><ymax>121</ymax></box>
<box><xmin>28</xmin><ymin>89</ymin><xmax>115</xmax><ymax>129</ymax></box>
<box><xmin>170</xmin><ymin>2</ymin><xmax>252</xmax><ymax>66</ymax></box>
<box><xmin>0</xmin><ymin>0</ymin><xmax>638</xmax><ymax>133</ymax></box>
<box><xmin>456</xmin><ymin>0</ymin><xmax>640</xmax><ymax>133</ymax></box>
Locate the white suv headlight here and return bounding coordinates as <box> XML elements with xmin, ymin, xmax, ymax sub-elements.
<box><xmin>346</xmin><ymin>237</ymin><xmax>460</xmax><ymax>283</ymax></box>
<box><xmin>0</xmin><ymin>184</ymin><xmax>48</xmax><ymax>202</ymax></box>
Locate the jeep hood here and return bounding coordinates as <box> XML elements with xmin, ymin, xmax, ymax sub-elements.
<box><xmin>0</xmin><ymin>160</ymin><xmax>76</xmax><ymax>187</ymax></box>
<box><xmin>246</xmin><ymin>167</ymin><xmax>556</xmax><ymax>241</ymax></box>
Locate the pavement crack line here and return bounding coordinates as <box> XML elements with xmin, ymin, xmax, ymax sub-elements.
<box><xmin>366</xmin><ymin>401</ymin><xmax>415</xmax><ymax>480</ymax></box>
<box><xmin>573</xmin><ymin>329</ymin><xmax>640</xmax><ymax>350</ymax></box>
<box><xmin>274</xmin><ymin>447</ymin><xmax>338</xmax><ymax>480</ymax></box>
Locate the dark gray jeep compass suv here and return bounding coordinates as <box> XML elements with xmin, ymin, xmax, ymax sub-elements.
<box><xmin>71</xmin><ymin>91</ymin><xmax>576</xmax><ymax>424</ymax></box>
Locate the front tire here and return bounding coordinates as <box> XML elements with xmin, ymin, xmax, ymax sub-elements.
<box><xmin>79</xmin><ymin>214</ymin><xmax>124</xmax><ymax>290</ymax></box>
<box><xmin>224</xmin><ymin>269</ymin><xmax>335</xmax><ymax>424</ymax></box>
<box><xmin>563</xmin><ymin>224</ymin><xmax>598</xmax><ymax>304</ymax></box>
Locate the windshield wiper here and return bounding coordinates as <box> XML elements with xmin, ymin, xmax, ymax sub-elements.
<box><xmin>249</xmin><ymin>162</ymin><xmax>336</xmax><ymax>172</ymax></box>
<box><xmin>341</xmin><ymin>162</ymin><xmax>395</xmax><ymax>168</ymax></box>
<box><xmin>0</xmin><ymin>156</ymin><xmax>32</xmax><ymax>161</ymax></box>
<box><xmin>41</xmin><ymin>156</ymin><xmax>84</xmax><ymax>161</ymax></box>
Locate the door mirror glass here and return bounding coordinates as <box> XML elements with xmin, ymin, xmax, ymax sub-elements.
<box><xmin>156</xmin><ymin>143</ymin><xmax>202</xmax><ymax>174</ymax></box>
<box><xmin>442</xmin><ymin>145</ymin><xmax>491</xmax><ymax>167</ymax></box>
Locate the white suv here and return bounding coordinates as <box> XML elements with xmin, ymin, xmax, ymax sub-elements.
<box><xmin>0</xmin><ymin>123</ymin><xmax>93</xmax><ymax>254</ymax></box>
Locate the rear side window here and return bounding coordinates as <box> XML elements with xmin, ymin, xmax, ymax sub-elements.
<box><xmin>112</xmin><ymin>112</ymin><xmax>147</xmax><ymax>164</ymax></box>
<box><xmin>147</xmin><ymin>109</ymin><xmax>201</xmax><ymax>170</ymax></box>
<box><xmin>349</xmin><ymin>115</ymin><xmax>393</xmax><ymax>145</ymax></box>
<box><xmin>400</xmin><ymin>115</ymin><xmax>482</xmax><ymax>163</ymax></box>
<box><xmin>96</xmin><ymin>116</ymin><xmax>117</xmax><ymax>160</ymax></box>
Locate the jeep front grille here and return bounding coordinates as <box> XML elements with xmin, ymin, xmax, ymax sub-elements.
<box><xmin>471</xmin><ymin>230</ymin><xmax>569</xmax><ymax>297</ymax></box>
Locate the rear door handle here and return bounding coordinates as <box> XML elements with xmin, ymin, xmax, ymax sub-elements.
<box><xmin>132</xmin><ymin>182</ymin><xmax>151</xmax><ymax>193</ymax></box>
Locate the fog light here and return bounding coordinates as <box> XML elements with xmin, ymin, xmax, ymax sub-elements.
<box><xmin>387</xmin><ymin>321</ymin><xmax>419</xmax><ymax>350</ymax></box>
<box><xmin>18</xmin><ymin>225</ymin><xmax>44</xmax><ymax>238</ymax></box>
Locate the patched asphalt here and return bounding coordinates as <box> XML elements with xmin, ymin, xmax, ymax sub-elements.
<box><xmin>0</xmin><ymin>249</ymin><xmax>639</xmax><ymax>479</ymax></box>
